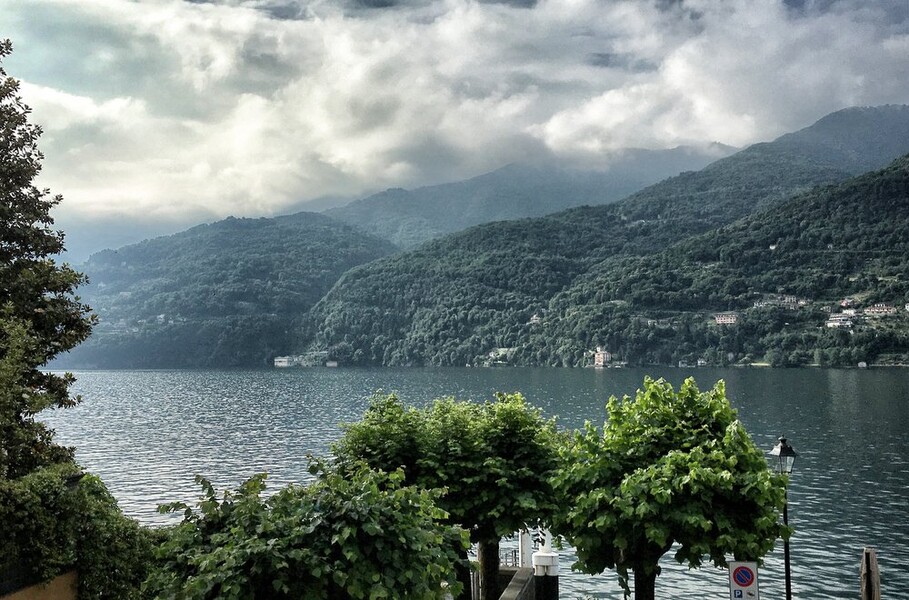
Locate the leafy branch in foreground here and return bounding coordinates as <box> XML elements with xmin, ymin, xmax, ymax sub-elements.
<box><xmin>146</xmin><ymin>463</ymin><xmax>468</xmax><ymax>600</ymax></box>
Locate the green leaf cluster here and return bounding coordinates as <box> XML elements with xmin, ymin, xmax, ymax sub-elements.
<box><xmin>334</xmin><ymin>393</ymin><xmax>560</xmax><ymax>543</ymax></box>
<box><xmin>0</xmin><ymin>313</ymin><xmax>75</xmax><ymax>477</ymax></box>
<box><xmin>550</xmin><ymin>377</ymin><xmax>787</xmax><ymax>598</ymax></box>
<box><xmin>0</xmin><ymin>464</ymin><xmax>82</xmax><ymax>582</ymax></box>
<box><xmin>0</xmin><ymin>41</ymin><xmax>157</xmax><ymax>600</ymax></box>
<box><xmin>146</xmin><ymin>464</ymin><xmax>468</xmax><ymax>600</ymax></box>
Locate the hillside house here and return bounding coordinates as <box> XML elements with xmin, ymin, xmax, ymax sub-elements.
<box><xmin>865</xmin><ymin>303</ymin><xmax>897</xmax><ymax>316</ymax></box>
<box><xmin>753</xmin><ymin>294</ymin><xmax>810</xmax><ymax>309</ymax></box>
<box><xmin>593</xmin><ymin>346</ymin><xmax>612</xmax><ymax>368</ymax></box>
<box><xmin>714</xmin><ymin>313</ymin><xmax>738</xmax><ymax>325</ymax></box>
<box><xmin>826</xmin><ymin>314</ymin><xmax>854</xmax><ymax>328</ymax></box>
<box><xmin>486</xmin><ymin>347</ymin><xmax>517</xmax><ymax>366</ymax></box>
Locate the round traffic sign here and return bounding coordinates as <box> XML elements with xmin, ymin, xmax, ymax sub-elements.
<box><xmin>733</xmin><ymin>565</ymin><xmax>755</xmax><ymax>587</ymax></box>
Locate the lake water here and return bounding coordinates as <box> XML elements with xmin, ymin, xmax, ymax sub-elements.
<box><xmin>41</xmin><ymin>367</ymin><xmax>909</xmax><ymax>599</ymax></box>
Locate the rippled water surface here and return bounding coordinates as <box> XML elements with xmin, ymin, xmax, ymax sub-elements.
<box><xmin>41</xmin><ymin>367</ymin><xmax>909</xmax><ymax>599</ymax></box>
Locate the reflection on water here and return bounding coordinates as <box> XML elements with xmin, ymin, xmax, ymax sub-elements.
<box><xmin>42</xmin><ymin>367</ymin><xmax>909</xmax><ymax>599</ymax></box>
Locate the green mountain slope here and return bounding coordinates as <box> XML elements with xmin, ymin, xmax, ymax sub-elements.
<box><xmin>305</xmin><ymin>106</ymin><xmax>909</xmax><ymax>367</ymax></box>
<box><xmin>771</xmin><ymin>104</ymin><xmax>909</xmax><ymax>174</ymax></box>
<box><xmin>305</xmin><ymin>213</ymin><xmax>622</xmax><ymax>365</ymax></box>
<box><xmin>617</xmin><ymin>105</ymin><xmax>909</xmax><ymax>228</ymax></box>
<box><xmin>56</xmin><ymin>213</ymin><xmax>397</xmax><ymax>368</ymax></box>
<box><xmin>536</xmin><ymin>155</ymin><xmax>909</xmax><ymax>366</ymax></box>
<box><xmin>324</xmin><ymin>146</ymin><xmax>733</xmax><ymax>248</ymax></box>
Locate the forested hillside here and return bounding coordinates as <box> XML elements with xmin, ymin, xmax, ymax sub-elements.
<box><xmin>324</xmin><ymin>145</ymin><xmax>732</xmax><ymax>248</ymax></box>
<box><xmin>305</xmin><ymin>107</ymin><xmax>909</xmax><ymax>367</ymax></box>
<box><xmin>534</xmin><ymin>155</ymin><xmax>909</xmax><ymax>367</ymax></box>
<box><xmin>305</xmin><ymin>212</ymin><xmax>622</xmax><ymax>366</ymax></box>
<box><xmin>56</xmin><ymin>213</ymin><xmax>396</xmax><ymax>368</ymax></box>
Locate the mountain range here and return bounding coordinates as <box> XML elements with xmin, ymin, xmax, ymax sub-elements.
<box><xmin>55</xmin><ymin>105</ymin><xmax>909</xmax><ymax>369</ymax></box>
<box><xmin>305</xmin><ymin>105</ymin><xmax>909</xmax><ymax>367</ymax></box>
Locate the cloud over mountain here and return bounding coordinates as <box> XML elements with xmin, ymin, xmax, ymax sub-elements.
<box><xmin>3</xmin><ymin>0</ymin><xmax>907</xmax><ymax>225</ymax></box>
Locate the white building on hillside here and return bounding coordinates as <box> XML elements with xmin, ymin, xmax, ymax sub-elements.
<box><xmin>714</xmin><ymin>313</ymin><xmax>738</xmax><ymax>325</ymax></box>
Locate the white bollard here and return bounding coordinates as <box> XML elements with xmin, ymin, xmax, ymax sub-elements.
<box><xmin>532</xmin><ymin>530</ymin><xmax>558</xmax><ymax>600</ymax></box>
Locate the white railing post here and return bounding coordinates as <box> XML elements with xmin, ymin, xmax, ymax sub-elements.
<box><xmin>518</xmin><ymin>530</ymin><xmax>533</xmax><ymax>568</ymax></box>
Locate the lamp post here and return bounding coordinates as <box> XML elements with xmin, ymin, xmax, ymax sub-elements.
<box><xmin>770</xmin><ymin>436</ymin><xmax>798</xmax><ymax>600</ymax></box>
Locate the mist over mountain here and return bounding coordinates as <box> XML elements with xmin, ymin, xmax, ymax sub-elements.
<box><xmin>324</xmin><ymin>145</ymin><xmax>734</xmax><ymax>248</ymax></box>
<box><xmin>616</xmin><ymin>105</ymin><xmax>909</xmax><ymax>228</ymax></box>
<box><xmin>771</xmin><ymin>104</ymin><xmax>909</xmax><ymax>174</ymax></box>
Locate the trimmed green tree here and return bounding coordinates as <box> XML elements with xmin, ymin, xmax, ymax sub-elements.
<box><xmin>333</xmin><ymin>392</ymin><xmax>561</xmax><ymax>600</ymax></box>
<box><xmin>146</xmin><ymin>464</ymin><xmax>469</xmax><ymax>599</ymax></box>
<box><xmin>0</xmin><ymin>39</ymin><xmax>94</xmax><ymax>478</ymax></box>
<box><xmin>0</xmin><ymin>40</ymin><xmax>154</xmax><ymax>599</ymax></box>
<box><xmin>550</xmin><ymin>377</ymin><xmax>787</xmax><ymax>600</ymax></box>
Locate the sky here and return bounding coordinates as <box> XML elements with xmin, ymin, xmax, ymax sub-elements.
<box><xmin>2</xmin><ymin>0</ymin><xmax>908</xmax><ymax>256</ymax></box>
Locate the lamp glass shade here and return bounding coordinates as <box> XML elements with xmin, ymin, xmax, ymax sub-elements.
<box><xmin>780</xmin><ymin>453</ymin><xmax>796</xmax><ymax>474</ymax></box>
<box><xmin>770</xmin><ymin>437</ymin><xmax>798</xmax><ymax>474</ymax></box>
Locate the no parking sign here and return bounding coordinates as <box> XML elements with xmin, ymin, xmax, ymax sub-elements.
<box><xmin>728</xmin><ymin>561</ymin><xmax>760</xmax><ymax>599</ymax></box>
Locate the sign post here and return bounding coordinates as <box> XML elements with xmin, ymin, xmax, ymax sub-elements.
<box><xmin>728</xmin><ymin>561</ymin><xmax>760</xmax><ymax>599</ymax></box>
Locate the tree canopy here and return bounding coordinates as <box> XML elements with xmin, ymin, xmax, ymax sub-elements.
<box><xmin>333</xmin><ymin>393</ymin><xmax>561</xmax><ymax>600</ymax></box>
<box><xmin>550</xmin><ymin>377</ymin><xmax>787</xmax><ymax>600</ymax></box>
<box><xmin>60</xmin><ymin>212</ymin><xmax>396</xmax><ymax>369</ymax></box>
<box><xmin>0</xmin><ymin>39</ymin><xmax>93</xmax><ymax>477</ymax></box>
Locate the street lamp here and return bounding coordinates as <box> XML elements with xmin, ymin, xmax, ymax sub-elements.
<box><xmin>770</xmin><ymin>437</ymin><xmax>798</xmax><ymax>600</ymax></box>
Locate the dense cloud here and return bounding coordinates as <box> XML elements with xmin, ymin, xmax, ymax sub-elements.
<box><xmin>2</xmin><ymin>0</ymin><xmax>907</xmax><ymax>227</ymax></box>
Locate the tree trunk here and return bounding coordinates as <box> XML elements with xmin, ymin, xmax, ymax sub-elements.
<box><xmin>633</xmin><ymin>565</ymin><xmax>657</xmax><ymax>600</ymax></box>
<box><xmin>478</xmin><ymin>539</ymin><xmax>501</xmax><ymax>600</ymax></box>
